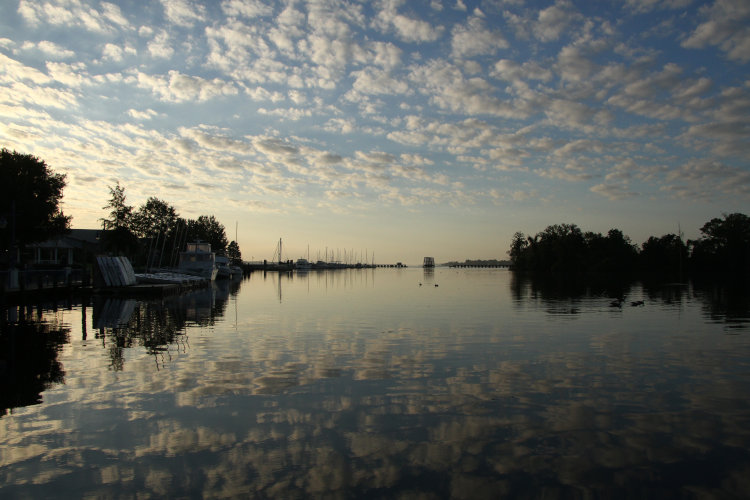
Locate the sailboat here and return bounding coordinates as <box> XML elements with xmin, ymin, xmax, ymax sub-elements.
<box><xmin>296</xmin><ymin>244</ymin><xmax>312</xmax><ymax>270</ymax></box>
<box><xmin>268</xmin><ymin>238</ymin><xmax>294</xmax><ymax>271</ymax></box>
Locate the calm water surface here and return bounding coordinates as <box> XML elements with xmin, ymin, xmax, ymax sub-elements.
<box><xmin>1</xmin><ymin>268</ymin><xmax>750</xmax><ymax>498</ymax></box>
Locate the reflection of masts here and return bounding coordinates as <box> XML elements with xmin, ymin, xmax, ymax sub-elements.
<box><xmin>678</xmin><ymin>222</ymin><xmax>683</xmax><ymax>283</ymax></box>
<box><xmin>277</xmin><ymin>272</ymin><xmax>282</xmax><ymax>303</ymax></box>
<box><xmin>82</xmin><ymin>303</ymin><xmax>87</xmax><ymax>341</ymax></box>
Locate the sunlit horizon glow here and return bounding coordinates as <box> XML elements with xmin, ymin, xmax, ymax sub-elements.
<box><xmin>1</xmin><ymin>0</ymin><xmax>748</xmax><ymax>265</ymax></box>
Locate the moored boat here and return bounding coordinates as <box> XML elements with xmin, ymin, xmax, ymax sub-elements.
<box><xmin>178</xmin><ymin>241</ymin><xmax>218</xmax><ymax>280</ymax></box>
<box><xmin>296</xmin><ymin>258</ymin><xmax>312</xmax><ymax>270</ymax></box>
<box><xmin>215</xmin><ymin>255</ymin><xmax>232</xmax><ymax>279</ymax></box>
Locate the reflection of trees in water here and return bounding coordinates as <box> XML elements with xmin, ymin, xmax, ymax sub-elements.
<box><xmin>100</xmin><ymin>300</ymin><xmax>185</xmax><ymax>371</ymax></box>
<box><xmin>510</xmin><ymin>272</ymin><xmax>634</xmax><ymax>310</ymax></box>
<box><xmin>512</xmin><ymin>273</ymin><xmax>750</xmax><ymax>330</ymax></box>
<box><xmin>692</xmin><ymin>277</ymin><xmax>750</xmax><ymax>330</ymax></box>
<box><xmin>640</xmin><ymin>276</ymin><xmax>750</xmax><ymax>330</ymax></box>
<box><xmin>640</xmin><ymin>275</ymin><xmax>690</xmax><ymax>305</ymax></box>
<box><xmin>96</xmin><ymin>285</ymin><xmax>232</xmax><ymax>371</ymax></box>
<box><xmin>0</xmin><ymin>312</ymin><xmax>69</xmax><ymax>416</ymax></box>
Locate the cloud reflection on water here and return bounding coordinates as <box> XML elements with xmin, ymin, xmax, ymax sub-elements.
<box><xmin>1</xmin><ymin>270</ymin><xmax>749</xmax><ymax>498</ymax></box>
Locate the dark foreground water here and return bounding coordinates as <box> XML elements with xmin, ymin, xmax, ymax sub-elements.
<box><xmin>1</xmin><ymin>268</ymin><xmax>750</xmax><ymax>499</ymax></box>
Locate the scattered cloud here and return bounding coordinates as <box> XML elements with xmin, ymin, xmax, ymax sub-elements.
<box><xmin>375</xmin><ymin>0</ymin><xmax>444</xmax><ymax>42</ymax></box>
<box><xmin>148</xmin><ymin>30</ymin><xmax>174</xmax><ymax>59</ymax></box>
<box><xmin>23</xmin><ymin>40</ymin><xmax>76</xmax><ymax>59</ymax></box>
<box><xmin>2</xmin><ymin>0</ymin><xmax>749</xmax><ymax>254</ymax></box>
<box><xmin>450</xmin><ymin>10</ymin><xmax>508</xmax><ymax>58</ymax></box>
<box><xmin>160</xmin><ymin>0</ymin><xmax>207</xmax><ymax>27</ymax></box>
<box><xmin>220</xmin><ymin>0</ymin><xmax>273</xmax><ymax>18</ymax></box>
<box><xmin>591</xmin><ymin>183</ymin><xmax>637</xmax><ymax>200</ymax></box>
<box><xmin>17</xmin><ymin>0</ymin><xmax>125</xmax><ymax>33</ymax></box>
<box><xmin>136</xmin><ymin>70</ymin><xmax>238</xmax><ymax>102</ymax></box>
<box><xmin>626</xmin><ymin>0</ymin><xmax>692</xmax><ymax>14</ymax></box>
<box><xmin>662</xmin><ymin>159</ymin><xmax>750</xmax><ymax>201</ymax></box>
<box><xmin>682</xmin><ymin>0</ymin><xmax>750</xmax><ymax>63</ymax></box>
<box><xmin>533</xmin><ymin>1</ymin><xmax>581</xmax><ymax>42</ymax></box>
<box><xmin>409</xmin><ymin>60</ymin><xmax>523</xmax><ymax>118</ymax></box>
<box><xmin>127</xmin><ymin>108</ymin><xmax>158</xmax><ymax>120</ymax></box>
<box><xmin>537</xmin><ymin>166</ymin><xmax>594</xmax><ymax>182</ymax></box>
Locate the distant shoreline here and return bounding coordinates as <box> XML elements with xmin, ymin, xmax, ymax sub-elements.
<box><xmin>442</xmin><ymin>259</ymin><xmax>512</xmax><ymax>267</ymax></box>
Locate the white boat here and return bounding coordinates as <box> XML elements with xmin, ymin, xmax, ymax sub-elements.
<box><xmin>215</xmin><ymin>255</ymin><xmax>232</xmax><ymax>279</ymax></box>
<box><xmin>230</xmin><ymin>265</ymin><xmax>243</xmax><ymax>279</ymax></box>
<box><xmin>178</xmin><ymin>241</ymin><xmax>218</xmax><ymax>281</ymax></box>
<box><xmin>296</xmin><ymin>258</ymin><xmax>312</xmax><ymax>270</ymax></box>
<box><xmin>216</xmin><ymin>255</ymin><xmax>243</xmax><ymax>279</ymax></box>
<box><xmin>135</xmin><ymin>271</ymin><xmax>206</xmax><ymax>285</ymax></box>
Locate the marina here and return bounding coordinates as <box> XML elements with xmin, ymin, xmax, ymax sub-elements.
<box><xmin>242</xmin><ymin>238</ymin><xmax>406</xmax><ymax>271</ymax></box>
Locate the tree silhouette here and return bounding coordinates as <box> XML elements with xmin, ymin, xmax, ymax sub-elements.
<box><xmin>640</xmin><ymin>234</ymin><xmax>687</xmax><ymax>276</ymax></box>
<box><xmin>0</xmin><ymin>149</ymin><xmax>70</xmax><ymax>253</ymax></box>
<box><xmin>227</xmin><ymin>240</ymin><xmax>242</xmax><ymax>264</ymax></box>
<box><xmin>100</xmin><ymin>181</ymin><xmax>139</xmax><ymax>256</ymax></box>
<box><xmin>186</xmin><ymin>215</ymin><xmax>228</xmax><ymax>254</ymax></box>
<box><xmin>131</xmin><ymin>197</ymin><xmax>178</xmax><ymax>239</ymax></box>
<box><xmin>691</xmin><ymin>213</ymin><xmax>750</xmax><ymax>274</ymax></box>
<box><xmin>100</xmin><ymin>181</ymin><xmax>133</xmax><ymax>231</ymax></box>
<box><xmin>509</xmin><ymin>214</ymin><xmax>749</xmax><ymax>277</ymax></box>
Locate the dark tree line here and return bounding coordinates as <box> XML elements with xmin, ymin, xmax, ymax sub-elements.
<box><xmin>1</xmin><ymin>149</ymin><xmax>70</xmax><ymax>256</ymax></box>
<box><xmin>509</xmin><ymin>213</ymin><xmax>750</xmax><ymax>277</ymax></box>
<box><xmin>0</xmin><ymin>148</ymin><xmax>241</xmax><ymax>270</ymax></box>
<box><xmin>100</xmin><ymin>182</ymin><xmax>242</xmax><ymax>267</ymax></box>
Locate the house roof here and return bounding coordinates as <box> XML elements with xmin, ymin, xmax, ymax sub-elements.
<box><xmin>68</xmin><ymin>229</ymin><xmax>102</xmax><ymax>244</ymax></box>
<box><xmin>32</xmin><ymin>229</ymin><xmax>103</xmax><ymax>249</ymax></box>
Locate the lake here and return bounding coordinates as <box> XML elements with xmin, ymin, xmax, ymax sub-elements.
<box><xmin>2</xmin><ymin>268</ymin><xmax>750</xmax><ymax>498</ymax></box>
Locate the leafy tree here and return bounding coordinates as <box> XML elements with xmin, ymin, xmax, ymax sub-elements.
<box><xmin>690</xmin><ymin>213</ymin><xmax>750</xmax><ymax>274</ymax></box>
<box><xmin>129</xmin><ymin>197</ymin><xmax>179</xmax><ymax>269</ymax></box>
<box><xmin>0</xmin><ymin>149</ymin><xmax>70</xmax><ymax>253</ymax></box>
<box><xmin>100</xmin><ymin>182</ymin><xmax>139</xmax><ymax>256</ymax></box>
<box><xmin>227</xmin><ymin>240</ymin><xmax>242</xmax><ymax>264</ymax></box>
<box><xmin>599</xmin><ymin>228</ymin><xmax>638</xmax><ymax>272</ymax></box>
<box><xmin>509</xmin><ymin>214</ymin><xmax>750</xmax><ymax>277</ymax></box>
<box><xmin>510</xmin><ymin>224</ymin><xmax>637</xmax><ymax>274</ymax></box>
<box><xmin>131</xmin><ymin>197</ymin><xmax>178</xmax><ymax>238</ymax></box>
<box><xmin>100</xmin><ymin>181</ymin><xmax>132</xmax><ymax>230</ymax></box>
<box><xmin>186</xmin><ymin>215</ymin><xmax>228</xmax><ymax>254</ymax></box>
<box><xmin>508</xmin><ymin>231</ymin><xmax>528</xmax><ymax>265</ymax></box>
<box><xmin>640</xmin><ymin>234</ymin><xmax>687</xmax><ymax>276</ymax></box>
<box><xmin>535</xmin><ymin>223</ymin><xmax>586</xmax><ymax>272</ymax></box>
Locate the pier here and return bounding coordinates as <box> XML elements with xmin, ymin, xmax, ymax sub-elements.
<box><xmin>248</xmin><ymin>239</ymin><xmax>407</xmax><ymax>272</ymax></box>
<box><xmin>448</xmin><ymin>263</ymin><xmax>510</xmax><ymax>268</ymax></box>
<box><xmin>242</xmin><ymin>261</ymin><xmax>407</xmax><ymax>272</ymax></box>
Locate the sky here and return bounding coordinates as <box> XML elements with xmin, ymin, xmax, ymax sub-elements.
<box><xmin>1</xmin><ymin>0</ymin><xmax>748</xmax><ymax>265</ymax></box>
